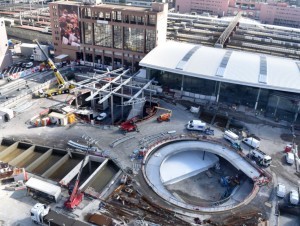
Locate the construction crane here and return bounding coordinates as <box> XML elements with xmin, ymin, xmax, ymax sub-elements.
<box><xmin>154</xmin><ymin>106</ymin><xmax>172</xmax><ymax>122</ymax></box>
<box><xmin>33</xmin><ymin>39</ymin><xmax>75</xmax><ymax>97</ymax></box>
<box><xmin>64</xmin><ymin>148</ymin><xmax>89</xmax><ymax>210</ymax></box>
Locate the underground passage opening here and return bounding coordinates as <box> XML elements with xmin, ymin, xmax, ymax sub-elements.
<box><xmin>144</xmin><ymin>140</ymin><xmax>258</xmax><ymax>211</ymax></box>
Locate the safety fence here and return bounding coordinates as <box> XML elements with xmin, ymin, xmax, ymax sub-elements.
<box><xmin>141</xmin><ymin>134</ymin><xmax>265</xmax><ymax>212</ymax></box>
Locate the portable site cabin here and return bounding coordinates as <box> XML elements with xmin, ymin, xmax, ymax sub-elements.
<box><xmin>25</xmin><ymin>177</ymin><xmax>61</xmax><ymax>202</ymax></box>
<box><xmin>0</xmin><ymin>111</ymin><xmax>9</xmax><ymax>123</ymax></box>
<box><xmin>48</xmin><ymin>112</ymin><xmax>68</xmax><ymax>126</ymax></box>
<box><xmin>0</xmin><ymin>108</ymin><xmax>14</xmax><ymax>121</ymax></box>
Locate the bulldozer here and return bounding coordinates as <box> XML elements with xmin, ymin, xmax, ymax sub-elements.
<box><xmin>154</xmin><ymin>106</ymin><xmax>172</xmax><ymax>122</ymax></box>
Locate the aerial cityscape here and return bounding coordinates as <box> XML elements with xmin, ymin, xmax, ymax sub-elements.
<box><xmin>0</xmin><ymin>0</ymin><xmax>299</xmax><ymax>225</ymax></box>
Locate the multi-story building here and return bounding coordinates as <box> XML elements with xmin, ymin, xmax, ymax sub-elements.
<box><xmin>260</xmin><ymin>2</ymin><xmax>300</xmax><ymax>27</ymax></box>
<box><xmin>176</xmin><ymin>0</ymin><xmax>230</xmax><ymax>17</ymax></box>
<box><xmin>0</xmin><ymin>18</ymin><xmax>13</xmax><ymax>72</ymax></box>
<box><xmin>49</xmin><ymin>1</ymin><xmax>168</xmax><ymax>71</ymax></box>
<box><xmin>176</xmin><ymin>0</ymin><xmax>300</xmax><ymax>28</ymax></box>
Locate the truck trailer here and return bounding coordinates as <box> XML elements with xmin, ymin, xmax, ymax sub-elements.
<box><xmin>25</xmin><ymin>177</ymin><xmax>61</xmax><ymax>203</ymax></box>
<box><xmin>223</xmin><ymin>130</ymin><xmax>240</xmax><ymax>145</ymax></box>
<box><xmin>243</xmin><ymin>137</ymin><xmax>260</xmax><ymax>149</ymax></box>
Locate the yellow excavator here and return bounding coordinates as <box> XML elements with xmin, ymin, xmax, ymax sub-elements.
<box><xmin>33</xmin><ymin>39</ymin><xmax>75</xmax><ymax>98</ymax></box>
<box><xmin>154</xmin><ymin>106</ymin><xmax>172</xmax><ymax>122</ymax></box>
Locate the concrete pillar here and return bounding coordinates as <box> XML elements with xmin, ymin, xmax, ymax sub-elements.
<box><xmin>294</xmin><ymin>104</ymin><xmax>300</xmax><ymax>123</ymax></box>
<box><xmin>59</xmin><ymin>156</ymin><xmax>90</xmax><ymax>186</ymax></box>
<box><xmin>0</xmin><ymin>142</ymin><xmax>19</xmax><ymax>160</ymax></box>
<box><xmin>111</xmin><ymin>95</ymin><xmax>114</xmax><ymax>125</ymax></box>
<box><xmin>42</xmin><ymin>153</ymin><xmax>69</xmax><ymax>178</ymax></box>
<box><xmin>216</xmin><ymin>82</ymin><xmax>221</xmax><ymax>103</ymax></box>
<box><xmin>181</xmin><ymin>74</ymin><xmax>184</xmax><ymax>95</ymax></box>
<box><xmin>121</xmin><ymin>87</ymin><xmax>124</xmax><ymax>119</ymax></box>
<box><xmin>9</xmin><ymin>145</ymin><xmax>35</xmax><ymax>167</ymax></box>
<box><xmin>254</xmin><ymin>88</ymin><xmax>261</xmax><ymax>110</ymax></box>
<box><xmin>91</xmin><ymin>83</ymin><xmax>96</xmax><ymax>109</ymax></box>
<box><xmin>26</xmin><ymin>149</ymin><xmax>53</xmax><ymax>172</ymax></box>
<box><xmin>274</xmin><ymin>96</ymin><xmax>280</xmax><ymax>118</ymax></box>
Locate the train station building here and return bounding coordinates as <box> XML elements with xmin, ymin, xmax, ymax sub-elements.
<box><xmin>49</xmin><ymin>1</ymin><xmax>168</xmax><ymax>71</ymax></box>
<box><xmin>140</xmin><ymin>41</ymin><xmax>300</xmax><ymax>123</ymax></box>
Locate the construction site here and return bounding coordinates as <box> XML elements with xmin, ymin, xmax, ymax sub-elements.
<box><xmin>0</xmin><ymin>1</ymin><xmax>299</xmax><ymax>226</ymax></box>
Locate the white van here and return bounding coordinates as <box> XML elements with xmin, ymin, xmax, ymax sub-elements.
<box><xmin>276</xmin><ymin>183</ymin><xmax>286</xmax><ymax>198</ymax></box>
<box><xmin>286</xmin><ymin>152</ymin><xmax>294</xmax><ymax>165</ymax></box>
<box><xmin>186</xmin><ymin>120</ymin><xmax>206</xmax><ymax>131</ymax></box>
<box><xmin>242</xmin><ymin>137</ymin><xmax>260</xmax><ymax>149</ymax></box>
<box><xmin>289</xmin><ymin>190</ymin><xmax>299</xmax><ymax>205</ymax></box>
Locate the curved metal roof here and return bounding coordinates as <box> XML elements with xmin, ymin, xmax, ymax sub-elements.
<box><xmin>140</xmin><ymin>41</ymin><xmax>300</xmax><ymax>93</ymax></box>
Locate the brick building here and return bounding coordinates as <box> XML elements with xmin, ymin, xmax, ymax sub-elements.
<box><xmin>49</xmin><ymin>1</ymin><xmax>168</xmax><ymax>71</ymax></box>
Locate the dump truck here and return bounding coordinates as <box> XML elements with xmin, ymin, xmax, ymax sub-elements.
<box><xmin>30</xmin><ymin>203</ymin><xmax>90</xmax><ymax>226</ymax></box>
<box><xmin>249</xmin><ymin>149</ymin><xmax>272</xmax><ymax>167</ymax></box>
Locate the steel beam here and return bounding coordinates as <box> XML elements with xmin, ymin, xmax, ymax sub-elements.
<box><xmin>124</xmin><ymin>79</ymin><xmax>154</xmax><ymax>105</ymax></box>
<box><xmin>98</xmin><ymin>77</ymin><xmax>133</xmax><ymax>104</ymax></box>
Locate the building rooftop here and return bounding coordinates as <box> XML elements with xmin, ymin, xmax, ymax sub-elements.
<box><xmin>140</xmin><ymin>41</ymin><xmax>300</xmax><ymax>93</ymax></box>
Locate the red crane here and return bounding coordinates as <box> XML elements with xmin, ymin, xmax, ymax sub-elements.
<box><xmin>64</xmin><ymin>148</ymin><xmax>89</xmax><ymax>209</ymax></box>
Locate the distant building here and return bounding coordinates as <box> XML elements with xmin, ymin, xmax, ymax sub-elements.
<box><xmin>0</xmin><ymin>18</ymin><xmax>13</xmax><ymax>72</ymax></box>
<box><xmin>49</xmin><ymin>1</ymin><xmax>168</xmax><ymax>71</ymax></box>
<box><xmin>176</xmin><ymin>0</ymin><xmax>300</xmax><ymax>28</ymax></box>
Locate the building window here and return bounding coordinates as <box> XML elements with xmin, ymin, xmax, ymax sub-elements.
<box><xmin>149</xmin><ymin>15</ymin><xmax>156</xmax><ymax>25</ymax></box>
<box><xmin>94</xmin><ymin>23</ymin><xmax>112</xmax><ymax>47</ymax></box>
<box><xmin>113</xmin><ymin>26</ymin><xmax>122</xmax><ymax>49</ymax></box>
<box><xmin>146</xmin><ymin>29</ymin><xmax>155</xmax><ymax>53</ymax></box>
<box><xmin>84</xmin><ymin>22</ymin><xmax>93</xmax><ymax>45</ymax></box>
<box><xmin>124</xmin><ymin>27</ymin><xmax>144</xmax><ymax>53</ymax></box>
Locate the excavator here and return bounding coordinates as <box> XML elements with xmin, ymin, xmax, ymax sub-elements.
<box><xmin>154</xmin><ymin>106</ymin><xmax>172</xmax><ymax>122</ymax></box>
<box><xmin>33</xmin><ymin>39</ymin><xmax>75</xmax><ymax>98</ymax></box>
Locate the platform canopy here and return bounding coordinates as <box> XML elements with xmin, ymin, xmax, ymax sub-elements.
<box><xmin>140</xmin><ymin>41</ymin><xmax>300</xmax><ymax>93</ymax></box>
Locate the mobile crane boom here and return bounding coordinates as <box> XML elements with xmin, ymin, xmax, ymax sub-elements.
<box><xmin>33</xmin><ymin>39</ymin><xmax>67</xmax><ymax>87</ymax></box>
<box><xmin>64</xmin><ymin>148</ymin><xmax>89</xmax><ymax>209</ymax></box>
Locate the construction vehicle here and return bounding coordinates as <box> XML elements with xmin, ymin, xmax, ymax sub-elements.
<box><xmin>119</xmin><ymin>117</ymin><xmax>139</xmax><ymax>134</ymax></box>
<box><xmin>64</xmin><ymin>148</ymin><xmax>89</xmax><ymax>209</ymax></box>
<box><xmin>33</xmin><ymin>39</ymin><xmax>75</xmax><ymax>98</ymax></box>
<box><xmin>248</xmin><ymin>148</ymin><xmax>272</xmax><ymax>167</ymax></box>
<box><xmin>154</xmin><ymin>106</ymin><xmax>172</xmax><ymax>122</ymax></box>
<box><xmin>224</xmin><ymin>130</ymin><xmax>242</xmax><ymax>151</ymax></box>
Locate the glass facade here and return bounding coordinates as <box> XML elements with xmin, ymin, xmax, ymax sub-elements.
<box><xmin>94</xmin><ymin>23</ymin><xmax>112</xmax><ymax>47</ymax></box>
<box><xmin>146</xmin><ymin>30</ymin><xmax>156</xmax><ymax>53</ymax></box>
<box><xmin>124</xmin><ymin>27</ymin><xmax>144</xmax><ymax>52</ymax></box>
<box><xmin>113</xmin><ymin>26</ymin><xmax>122</xmax><ymax>49</ymax></box>
<box><xmin>84</xmin><ymin>22</ymin><xmax>93</xmax><ymax>45</ymax></box>
<box><xmin>149</xmin><ymin>68</ymin><xmax>300</xmax><ymax>123</ymax></box>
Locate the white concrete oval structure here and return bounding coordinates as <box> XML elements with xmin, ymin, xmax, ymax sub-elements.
<box><xmin>143</xmin><ymin>139</ymin><xmax>261</xmax><ymax>212</ymax></box>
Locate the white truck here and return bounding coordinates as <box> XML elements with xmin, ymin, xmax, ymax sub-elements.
<box><xmin>249</xmin><ymin>149</ymin><xmax>272</xmax><ymax>167</ymax></box>
<box><xmin>243</xmin><ymin>137</ymin><xmax>260</xmax><ymax>149</ymax></box>
<box><xmin>223</xmin><ymin>130</ymin><xmax>240</xmax><ymax>145</ymax></box>
<box><xmin>31</xmin><ymin>203</ymin><xmax>90</xmax><ymax>225</ymax></box>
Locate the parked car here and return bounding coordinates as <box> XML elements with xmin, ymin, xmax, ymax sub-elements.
<box><xmin>96</xmin><ymin>113</ymin><xmax>107</xmax><ymax>121</ymax></box>
<box><xmin>286</xmin><ymin>152</ymin><xmax>295</xmax><ymax>165</ymax></box>
<box><xmin>276</xmin><ymin>183</ymin><xmax>286</xmax><ymax>198</ymax></box>
<box><xmin>289</xmin><ymin>190</ymin><xmax>299</xmax><ymax>205</ymax></box>
<box><xmin>25</xmin><ymin>62</ymin><xmax>33</xmax><ymax>68</ymax></box>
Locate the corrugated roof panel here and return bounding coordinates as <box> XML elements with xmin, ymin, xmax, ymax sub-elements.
<box><xmin>176</xmin><ymin>45</ymin><xmax>201</xmax><ymax>70</ymax></box>
<box><xmin>258</xmin><ymin>56</ymin><xmax>267</xmax><ymax>84</ymax></box>
<box><xmin>216</xmin><ymin>50</ymin><xmax>232</xmax><ymax>77</ymax></box>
